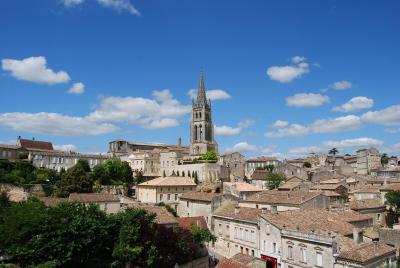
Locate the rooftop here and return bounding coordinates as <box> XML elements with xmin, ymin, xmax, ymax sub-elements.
<box><xmin>138</xmin><ymin>176</ymin><xmax>197</xmax><ymax>187</ymax></box>
<box><xmin>224</xmin><ymin>182</ymin><xmax>262</xmax><ymax>192</ymax></box>
<box><xmin>215</xmin><ymin>258</ymin><xmax>249</xmax><ymax>268</ymax></box>
<box><xmin>179</xmin><ymin>191</ymin><xmax>220</xmax><ymax>202</ymax></box>
<box><xmin>380</xmin><ymin>183</ymin><xmax>400</xmax><ymax>191</ymax></box>
<box><xmin>0</xmin><ymin>144</ymin><xmax>20</xmax><ymax>150</ymax></box>
<box><xmin>127</xmin><ymin>203</ymin><xmax>177</xmax><ymax>225</ymax></box>
<box><xmin>310</xmin><ymin>183</ymin><xmax>346</xmax><ymax>191</ymax></box>
<box><xmin>351</xmin><ymin>186</ymin><xmax>381</xmax><ymax>194</ymax></box>
<box><xmin>39</xmin><ymin>197</ymin><xmax>68</xmax><ymax>207</ymax></box>
<box><xmin>68</xmin><ymin>193</ymin><xmax>119</xmax><ymax>203</ymax></box>
<box><xmin>250</xmin><ymin>169</ymin><xmax>268</xmax><ymax>181</ymax></box>
<box><xmin>242</xmin><ymin>191</ymin><xmax>322</xmax><ymax>206</ymax></box>
<box><xmin>176</xmin><ymin>216</ymin><xmax>208</xmax><ymax>230</ymax></box>
<box><xmin>338</xmin><ymin>242</ymin><xmax>396</xmax><ymax>264</ymax></box>
<box><xmin>278</xmin><ymin>181</ymin><xmax>303</xmax><ymax>190</ymax></box>
<box><xmin>214</xmin><ymin>203</ymin><xmax>261</xmax><ymax>223</ymax></box>
<box><xmin>18</xmin><ymin>138</ymin><xmax>53</xmax><ymax>151</ymax></box>
<box><xmin>349</xmin><ymin>199</ymin><xmax>385</xmax><ymax>210</ymax></box>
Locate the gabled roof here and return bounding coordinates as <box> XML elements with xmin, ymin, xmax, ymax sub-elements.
<box><xmin>246</xmin><ymin>156</ymin><xmax>278</xmax><ymax>162</ymax></box>
<box><xmin>351</xmin><ymin>186</ymin><xmax>381</xmax><ymax>193</ymax></box>
<box><xmin>250</xmin><ymin>169</ymin><xmax>268</xmax><ymax>180</ymax></box>
<box><xmin>310</xmin><ymin>183</ymin><xmax>347</xmax><ymax>191</ymax></box>
<box><xmin>216</xmin><ymin>258</ymin><xmax>249</xmax><ymax>268</ymax></box>
<box><xmin>69</xmin><ymin>193</ymin><xmax>119</xmax><ymax>203</ymax></box>
<box><xmin>138</xmin><ymin>176</ymin><xmax>197</xmax><ymax>187</ymax></box>
<box><xmin>243</xmin><ymin>191</ymin><xmax>322</xmax><ymax>206</ymax></box>
<box><xmin>224</xmin><ymin>182</ymin><xmax>262</xmax><ymax>192</ymax></box>
<box><xmin>127</xmin><ymin>203</ymin><xmax>177</xmax><ymax>225</ymax></box>
<box><xmin>214</xmin><ymin>203</ymin><xmax>261</xmax><ymax>223</ymax></box>
<box><xmin>338</xmin><ymin>242</ymin><xmax>396</xmax><ymax>264</ymax></box>
<box><xmin>39</xmin><ymin>197</ymin><xmax>67</xmax><ymax>207</ymax></box>
<box><xmin>18</xmin><ymin>138</ymin><xmax>53</xmax><ymax>151</ymax></box>
<box><xmin>349</xmin><ymin>199</ymin><xmax>385</xmax><ymax>210</ymax></box>
<box><xmin>0</xmin><ymin>144</ymin><xmax>20</xmax><ymax>150</ymax></box>
<box><xmin>278</xmin><ymin>181</ymin><xmax>303</xmax><ymax>190</ymax></box>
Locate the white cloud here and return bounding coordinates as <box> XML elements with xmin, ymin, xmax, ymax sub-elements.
<box><xmin>62</xmin><ymin>0</ymin><xmax>140</xmax><ymax>15</ymax></box>
<box><xmin>288</xmin><ymin>137</ymin><xmax>383</xmax><ymax>157</ymax></box>
<box><xmin>1</xmin><ymin>56</ymin><xmax>70</xmax><ymax>85</ymax></box>
<box><xmin>272</xmin><ymin>120</ymin><xmax>289</xmax><ymax>128</ymax></box>
<box><xmin>63</xmin><ymin>0</ymin><xmax>84</xmax><ymax>7</ymax></box>
<box><xmin>286</xmin><ymin>93</ymin><xmax>330</xmax><ymax>107</ymax></box>
<box><xmin>266</xmin><ymin>115</ymin><xmax>362</xmax><ymax>138</ymax></box>
<box><xmin>291</xmin><ymin>56</ymin><xmax>306</xmax><ymax>64</ymax></box>
<box><xmin>225</xmin><ymin>142</ymin><xmax>258</xmax><ymax>154</ymax></box>
<box><xmin>88</xmin><ymin>89</ymin><xmax>191</xmax><ymax>130</ymax></box>
<box><xmin>330</xmin><ymin>80</ymin><xmax>352</xmax><ymax>90</ymax></box>
<box><xmin>361</xmin><ymin>105</ymin><xmax>400</xmax><ymax>126</ymax></box>
<box><xmin>68</xmin><ymin>82</ymin><xmax>85</xmax><ymax>94</ymax></box>
<box><xmin>238</xmin><ymin>119</ymin><xmax>255</xmax><ymax>128</ymax></box>
<box><xmin>332</xmin><ymin>96</ymin><xmax>374</xmax><ymax>112</ymax></box>
<box><xmin>97</xmin><ymin>0</ymin><xmax>140</xmax><ymax>15</ymax></box>
<box><xmin>214</xmin><ymin>125</ymin><xmax>242</xmax><ymax>136</ymax></box>
<box><xmin>54</xmin><ymin>144</ymin><xmax>77</xmax><ymax>151</ymax></box>
<box><xmin>0</xmin><ymin>112</ymin><xmax>118</xmax><ymax>136</ymax></box>
<box><xmin>385</xmin><ymin>128</ymin><xmax>400</xmax><ymax>134</ymax></box>
<box><xmin>188</xmin><ymin>89</ymin><xmax>231</xmax><ymax>101</ymax></box>
<box><xmin>267</xmin><ymin>57</ymin><xmax>309</xmax><ymax>83</ymax></box>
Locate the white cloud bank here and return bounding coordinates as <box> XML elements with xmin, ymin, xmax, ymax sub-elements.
<box><xmin>225</xmin><ymin>142</ymin><xmax>258</xmax><ymax>154</ymax></box>
<box><xmin>267</xmin><ymin>56</ymin><xmax>309</xmax><ymax>83</ymax></box>
<box><xmin>332</xmin><ymin>96</ymin><xmax>374</xmax><ymax>113</ymax></box>
<box><xmin>361</xmin><ymin>105</ymin><xmax>400</xmax><ymax>125</ymax></box>
<box><xmin>215</xmin><ymin>119</ymin><xmax>255</xmax><ymax>136</ymax></box>
<box><xmin>1</xmin><ymin>56</ymin><xmax>70</xmax><ymax>85</ymax></box>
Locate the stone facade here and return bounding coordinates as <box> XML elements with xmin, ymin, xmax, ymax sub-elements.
<box><xmin>189</xmin><ymin>74</ymin><xmax>218</xmax><ymax>156</ymax></box>
<box><xmin>356</xmin><ymin>147</ymin><xmax>382</xmax><ymax>175</ymax></box>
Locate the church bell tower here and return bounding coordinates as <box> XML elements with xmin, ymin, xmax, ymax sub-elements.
<box><xmin>190</xmin><ymin>73</ymin><xmax>218</xmax><ymax>156</ymax></box>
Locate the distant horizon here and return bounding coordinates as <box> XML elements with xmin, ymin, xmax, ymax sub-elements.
<box><xmin>1</xmin><ymin>0</ymin><xmax>399</xmax><ymax>159</ymax></box>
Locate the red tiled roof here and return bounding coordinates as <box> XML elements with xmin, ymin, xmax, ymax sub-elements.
<box><xmin>69</xmin><ymin>193</ymin><xmax>119</xmax><ymax>203</ymax></box>
<box><xmin>19</xmin><ymin>138</ymin><xmax>53</xmax><ymax>151</ymax></box>
<box><xmin>246</xmin><ymin>156</ymin><xmax>277</xmax><ymax>162</ymax></box>
<box><xmin>138</xmin><ymin>176</ymin><xmax>197</xmax><ymax>187</ymax></box>
<box><xmin>128</xmin><ymin>203</ymin><xmax>177</xmax><ymax>225</ymax></box>
<box><xmin>242</xmin><ymin>191</ymin><xmax>322</xmax><ymax>206</ymax></box>
<box><xmin>310</xmin><ymin>183</ymin><xmax>346</xmax><ymax>190</ymax></box>
<box><xmin>380</xmin><ymin>183</ymin><xmax>400</xmax><ymax>191</ymax></box>
<box><xmin>250</xmin><ymin>169</ymin><xmax>268</xmax><ymax>180</ymax></box>
<box><xmin>214</xmin><ymin>203</ymin><xmax>261</xmax><ymax>223</ymax></box>
<box><xmin>177</xmin><ymin>216</ymin><xmax>208</xmax><ymax>230</ymax></box>
<box><xmin>349</xmin><ymin>199</ymin><xmax>385</xmax><ymax>210</ymax></box>
<box><xmin>224</xmin><ymin>182</ymin><xmax>262</xmax><ymax>192</ymax></box>
<box><xmin>179</xmin><ymin>191</ymin><xmax>220</xmax><ymax>202</ymax></box>
<box><xmin>338</xmin><ymin>242</ymin><xmax>396</xmax><ymax>264</ymax></box>
<box><xmin>216</xmin><ymin>258</ymin><xmax>249</xmax><ymax>268</ymax></box>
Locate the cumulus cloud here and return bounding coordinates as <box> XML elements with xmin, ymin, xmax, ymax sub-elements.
<box><xmin>68</xmin><ymin>82</ymin><xmax>85</xmax><ymax>94</ymax></box>
<box><xmin>266</xmin><ymin>115</ymin><xmax>362</xmax><ymax>138</ymax></box>
<box><xmin>63</xmin><ymin>0</ymin><xmax>140</xmax><ymax>15</ymax></box>
<box><xmin>214</xmin><ymin>125</ymin><xmax>242</xmax><ymax>136</ymax></box>
<box><xmin>54</xmin><ymin>144</ymin><xmax>77</xmax><ymax>151</ymax></box>
<box><xmin>188</xmin><ymin>89</ymin><xmax>231</xmax><ymax>101</ymax></box>
<box><xmin>286</xmin><ymin>93</ymin><xmax>330</xmax><ymax>107</ymax></box>
<box><xmin>0</xmin><ymin>112</ymin><xmax>118</xmax><ymax>136</ymax></box>
<box><xmin>361</xmin><ymin>105</ymin><xmax>400</xmax><ymax>126</ymax></box>
<box><xmin>225</xmin><ymin>142</ymin><xmax>258</xmax><ymax>154</ymax></box>
<box><xmin>267</xmin><ymin>56</ymin><xmax>309</xmax><ymax>83</ymax></box>
<box><xmin>272</xmin><ymin>120</ymin><xmax>289</xmax><ymax>128</ymax></box>
<box><xmin>1</xmin><ymin>56</ymin><xmax>70</xmax><ymax>85</ymax></box>
<box><xmin>330</xmin><ymin>80</ymin><xmax>352</xmax><ymax>90</ymax></box>
<box><xmin>288</xmin><ymin>137</ymin><xmax>383</xmax><ymax>157</ymax></box>
<box><xmin>238</xmin><ymin>119</ymin><xmax>255</xmax><ymax>128</ymax></box>
<box><xmin>88</xmin><ymin>89</ymin><xmax>191</xmax><ymax>130</ymax></box>
<box><xmin>332</xmin><ymin>96</ymin><xmax>374</xmax><ymax>113</ymax></box>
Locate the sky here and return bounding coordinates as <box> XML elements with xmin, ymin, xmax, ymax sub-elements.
<box><xmin>0</xmin><ymin>0</ymin><xmax>400</xmax><ymax>158</ymax></box>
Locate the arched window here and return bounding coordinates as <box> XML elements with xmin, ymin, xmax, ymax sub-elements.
<box><xmin>194</xmin><ymin>125</ymin><xmax>198</xmax><ymax>140</ymax></box>
<box><xmin>199</xmin><ymin>112</ymin><xmax>202</xmax><ymax>118</ymax></box>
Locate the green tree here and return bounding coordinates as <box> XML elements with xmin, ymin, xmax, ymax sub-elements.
<box><xmin>266</xmin><ymin>173</ymin><xmax>286</xmax><ymax>190</ymax></box>
<box><xmin>189</xmin><ymin>223</ymin><xmax>216</xmax><ymax>244</ymax></box>
<box><xmin>92</xmin><ymin>164</ymin><xmax>110</xmax><ymax>185</ymax></box>
<box><xmin>103</xmin><ymin>159</ymin><xmax>133</xmax><ymax>184</ymax></box>
<box><xmin>303</xmin><ymin>161</ymin><xmax>312</xmax><ymax>168</ymax></box>
<box><xmin>201</xmin><ymin>151</ymin><xmax>218</xmax><ymax>161</ymax></box>
<box><xmin>381</xmin><ymin>153</ymin><xmax>390</xmax><ymax>166</ymax></box>
<box><xmin>76</xmin><ymin>159</ymin><xmax>91</xmax><ymax>172</ymax></box>
<box><xmin>386</xmin><ymin>190</ymin><xmax>400</xmax><ymax>213</ymax></box>
<box><xmin>55</xmin><ymin>165</ymin><xmax>93</xmax><ymax>197</ymax></box>
<box><xmin>266</xmin><ymin>164</ymin><xmax>274</xmax><ymax>172</ymax></box>
<box><xmin>329</xmin><ymin>148</ymin><xmax>339</xmax><ymax>156</ymax></box>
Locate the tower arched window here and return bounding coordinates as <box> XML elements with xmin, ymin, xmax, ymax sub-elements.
<box><xmin>194</xmin><ymin>125</ymin><xmax>198</xmax><ymax>140</ymax></box>
<box><xmin>199</xmin><ymin>112</ymin><xmax>202</xmax><ymax>119</ymax></box>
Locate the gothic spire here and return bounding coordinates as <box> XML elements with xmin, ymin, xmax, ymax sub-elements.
<box><xmin>196</xmin><ymin>72</ymin><xmax>207</xmax><ymax>105</ymax></box>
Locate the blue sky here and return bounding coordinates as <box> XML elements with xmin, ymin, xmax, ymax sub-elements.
<box><xmin>1</xmin><ymin>0</ymin><xmax>399</xmax><ymax>158</ymax></box>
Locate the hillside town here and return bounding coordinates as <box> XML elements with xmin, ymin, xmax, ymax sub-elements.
<box><xmin>1</xmin><ymin>77</ymin><xmax>399</xmax><ymax>268</ymax></box>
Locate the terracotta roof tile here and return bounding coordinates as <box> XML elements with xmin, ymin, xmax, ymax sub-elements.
<box><xmin>214</xmin><ymin>203</ymin><xmax>261</xmax><ymax>223</ymax></box>
<box><xmin>224</xmin><ymin>182</ymin><xmax>262</xmax><ymax>192</ymax></box>
<box><xmin>243</xmin><ymin>191</ymin><xmax>322</xmax><ymax>206</ymax></box>
<box><xmin>338</xmin><ymin>242</ymin><xmax>396</xmax><ymax>264</ymax></box>
<box><xmin>68</xmin><ymin>193</ymin><xmax>119</xmax><ymax>203</ymax></box>
<box><xmin>176</xmin><ymin>216</ymin><xmax>208</xmax><ymax>230</ymax></box>
<box><xmin>380</xmin><ymin>183</ymin><xmax>400</xmax><ymax>191</ymax></box>
<box><xmin>179</xmin><ymin>191</ymin><xmax>220</xmax><ymax>202</ymax></box>
<box><xmin>349</xmin><ymin>199</ymin><xmax>385</xmax><ymax>210</ymax></box>
<box><xmin>246</xmin><ymin>156</ymin><xmax>277</xmax><ymax>162</ymax></box>
<box><xmin>0</xmin><ymin>144</ymin><xmax>20</xmax><ymax>150</ymax></box>
<box><xmin>127</xmin><ymin>203</ymin><xmax>177</xmax><ymax>225</ymax></box>
<box><xmin>278</xmin><ymin>181</ymin><xmax>302</xmax><ymax>190</ymax></box>
<box><xmin>351</xmin><ymin>186</ymin><xmax>381</xmax><ymax>193</ymax></box>
<box><xmin>310</xmin><ymin>183</ymin><xmax>347</xmax><ymax>190</ymax></box>
<box><xmin>19</xmin><ymin>138</ymin><xmax>53</xmax><ymax>151</ymax></box>
<box><xmin>250</xmin><ymin>170</ymin><xmax>268</xmax><ymax>181</ymax></box>
<box><xmin>138</xmin><ymin>176</ymin><xmax>197</xmax><ymax>187</ymax></box>
<box><xmin>216</xmin><ymin>258</ymin><xmax>250</xmax><ymax>268</ymax></box>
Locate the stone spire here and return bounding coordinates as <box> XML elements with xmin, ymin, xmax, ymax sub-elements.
<box><xmin>196</xmin><ymin>72</ymin><xmax>207</xmax><ymax>105</ymax></box>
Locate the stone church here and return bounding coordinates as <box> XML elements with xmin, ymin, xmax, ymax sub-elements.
<box><xmin>190</xmin><ymin>73</ymin><xmax>218</xmax><ymax>156</ymax></box>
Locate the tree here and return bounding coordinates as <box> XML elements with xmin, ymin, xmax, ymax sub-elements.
<box><xmin>201</xmin><ymin>151</ymin><xmax>218</xmax><ymax>161</ymax></box>
<box><xmin>76</xmin><ymin>159</ymin><xmax>91</xmax><ymax>172</ymax></box>
<box><xmin>133</xmin><ymin>171</ymin><xmax>145</xmax><ymax>185</ymax></box>
<box><xmin>189</xmin><ymin>223</ymin><xmax>216</xmax><ymax>244</ymax></box>
<box><xmin>55</xmin><ymin>165</ymin><xmax>93</xmax><ymax>197</ymax></box>
<box><xmin>329</xmin><ymin>148</ymin><xmax>339</xmax><ymax>156</ymax></box>
<box><xmin>103</xmin><ymin>159</ymin><xmax>133</xmax><ymax>184</ymax></box>
<box><xmin>386</xmin><ymin>190</ymin><xmax>400</xmax><ymax>213</ymax></box>
<box><xmin>303</xmin><ymin>161</ymin><xmax>312</xmax><ymax>168</ymax></box>
<box><xmin>266</xmin><ymin>173</ymin><xmax>286</xmax><ymax>190</ymax></box>
<box><xmin>381</xmin><ymin>153</ymin><xmax>390</xmax><ymax>166</ymax></box>
<box><xmin>266</xmin><ymin>164</ymin><xmax>274</xmax><ymax>172</ymax></box>
<box><xmin>92</xmin><ymin>164</ymin><xmax>110</xmax><ymax>185</ymax></box>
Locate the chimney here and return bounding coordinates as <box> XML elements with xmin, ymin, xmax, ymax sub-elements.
<box><xmin>352</xmin><ymin>227</ymin><xmax>363</xmax><ymax>244</ymax></box>
<box><xmin>271</xmin><ymin>205</ymin><xmax>278</xmax><ymax>214</ymax></box>
<box><xmin>261</xmin><ymin>207</ymin><xmax>268</xmax><ymax>214</ymax></box>
<box><xmin>234</xmin><ymin>206</ymin><xmax>240</xmax><ymax>214</ymax></box>
<box><xmin>373</xmin><ymin>241</ymin><xmax>378</xmax><ymax>254</ymax></box>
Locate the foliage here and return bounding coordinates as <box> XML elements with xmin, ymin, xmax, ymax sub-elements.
<box><xmin>103</xmin><ymin>159</ymin><xmax>133</xmax><ymax>184</ymax></box>
<box><xmin>201</xmin><ymin>151</ymin><xmax>218</xmax><ymax>161</ymax></box>
<box><xmin>381</xmin><ymin>153</ymin><xmax>390</xmax><ymax>166</ymax></box>
<box><xmin>266</xmin><ymin>173</ymin><xmax>286</xmax><ymax>190</ymax></box>
<box><xmin>302</xmin><ymin>161</ymin><xmax>312</xmax><ymax>168</ymax></box>
<box><xmin>133</xmin><ymin>171</ymin><xmax>145</xmax><ymax>185</ymax></box>
<box><xmin>157</xmin><ymin>202</ymin><xmax>178</xmax><ymax>217</ymax></box>
<box><xmin>92</xmin><ymin>164</ymin><xmax>110</xmax><ymax>185</ymax></box>
<box><xmin>55</xmin><ymin>165</ymin><xmax>93</xmax><ymax>197</ymax></box>
<box><xmin>0</xmin><ymin>191</ymin><xmax>11</xmax><ymax>215</ymax></box>
<box><xmin>386</xmin><ymin>190</ymin><xmax>400</xmax><ymax>213</ymax></box>
<box><xmin>189</xmin><ymin>223</ymin><xmax>216</xmax><ymax>244</ymax></box>
<box><xmin>266</xmin><ymin>164</ymin><xmax>274</xmax><ymax>172</ymax></box>
<box><xmin>329</xmin><ymin>148</ymin><xmax>339</xmax><ymax>155</ymax></box>
<box><xmin>76</xmin><ymin>159</ymin><xmax>91</xmax><ymax>172</ymax></box>
<box><xmin>18</xmin><ymin>152</ymin><xmax>29</xmax><ymax>160</ymax></box>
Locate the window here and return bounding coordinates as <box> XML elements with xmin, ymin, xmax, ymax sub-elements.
<box><xmin>288</xmin><ymin>246</ymin><xmax>293</xmax><ymax>259</ymax></box>
<box><xmin>160</xmin><ymin>194</ymin><xmax>163</xmax><ymax>201</ymax></box>
<box><xmin>376</xmin><ymin>213</ymin><xmax>381</xmax><ymax>222</ymax></box>
<box><xmin>167</xmin><ymin>194</ymin><xmax>170</xmax><ymax>200</ymax></box>
<box><xmin>251</xmin><ymin>250</ymin><xmax>254</xmax><ymax>256</ymax></box>
<box><xmin>104</xmin><ymin>202</ymin><xmax>108</xmax><ymax>211</ymax></box>
<box><xmin>272</xmin><ymin>242</ymin><xmax>276</xmax><ymax>253</ymax></box>
<box><xmin>187</xmin><ymin>201</ymin><xmax>189</xmax><ymax>207</ymax></box>
<box><xmin>234</xmin><ymin>227</ymin><xmax>238</xmax><ymax>238</ymax></box>
<box><xmin>316</xmin><ymin>252</ymin><xmax>323</xmax><ymax>267</ymax></box>
<box><xmin>251</xmin><ymin>230</ymin><xmax>255</xmax><ymax>242</ymax></box>
<box><xmin>263</xmin><ymin>240</ymin><xmax>266</xmax><ymax>251</ymax></box>
<box><xmin>300</xmin><ymin>247</ymin><xmax>307</xmax><ymax>262</ymax></box>
<box><xmin>175</xmin><ymin>194</ymin><xmax>178</xmax><ymax>200</ymax></box>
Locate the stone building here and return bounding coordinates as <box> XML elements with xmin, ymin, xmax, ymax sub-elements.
<box><xmin>356</xmin><ymin>147</ymin><xmax>382</xmax><ymax>175</ymax></box>
<box><xmin>349</xmin><ymin>199</ymin><xmax>386</xmax><ymax>226</ymax></box>
<box><xmin>68</xmin><ymin>193</ymin><xmax>121</xmax><ymax>214</ymax></box>
<box><xmin>0</xmin><ymin>144</ymin><xmax>21</xmax><ymax>160</ymax></box>
<box><xmin>245</xmin><ymin>156</ymin><xmax>280</xmax><ymax>178</ymax></box>
<box><xmin>219</xmin><ymin>152</ymin><xmax>246</xmax><ymax>182</ymax></box>
<box><xmin>108</xmin><ymin>139</ymin><xmax>189</xmax><ymax>157</ymax></box>
<box><xmin>190</xmin><ymin>73</ymin><xmax>218</xmax><ymax>156</ymax></box>
<box><xmin>126</xmin><ymin>150</ymin><xmax>160</xmax><ymax>177</ymax></box>
<box><xmin>137</xmin><ymin>176</ymin><xmax>197</xmax><ymax>210</ymax></box>
<box><xmin>223</xmin><ymin>182</ymin><xmax>262</xmax><ymax>199</ymax></box>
